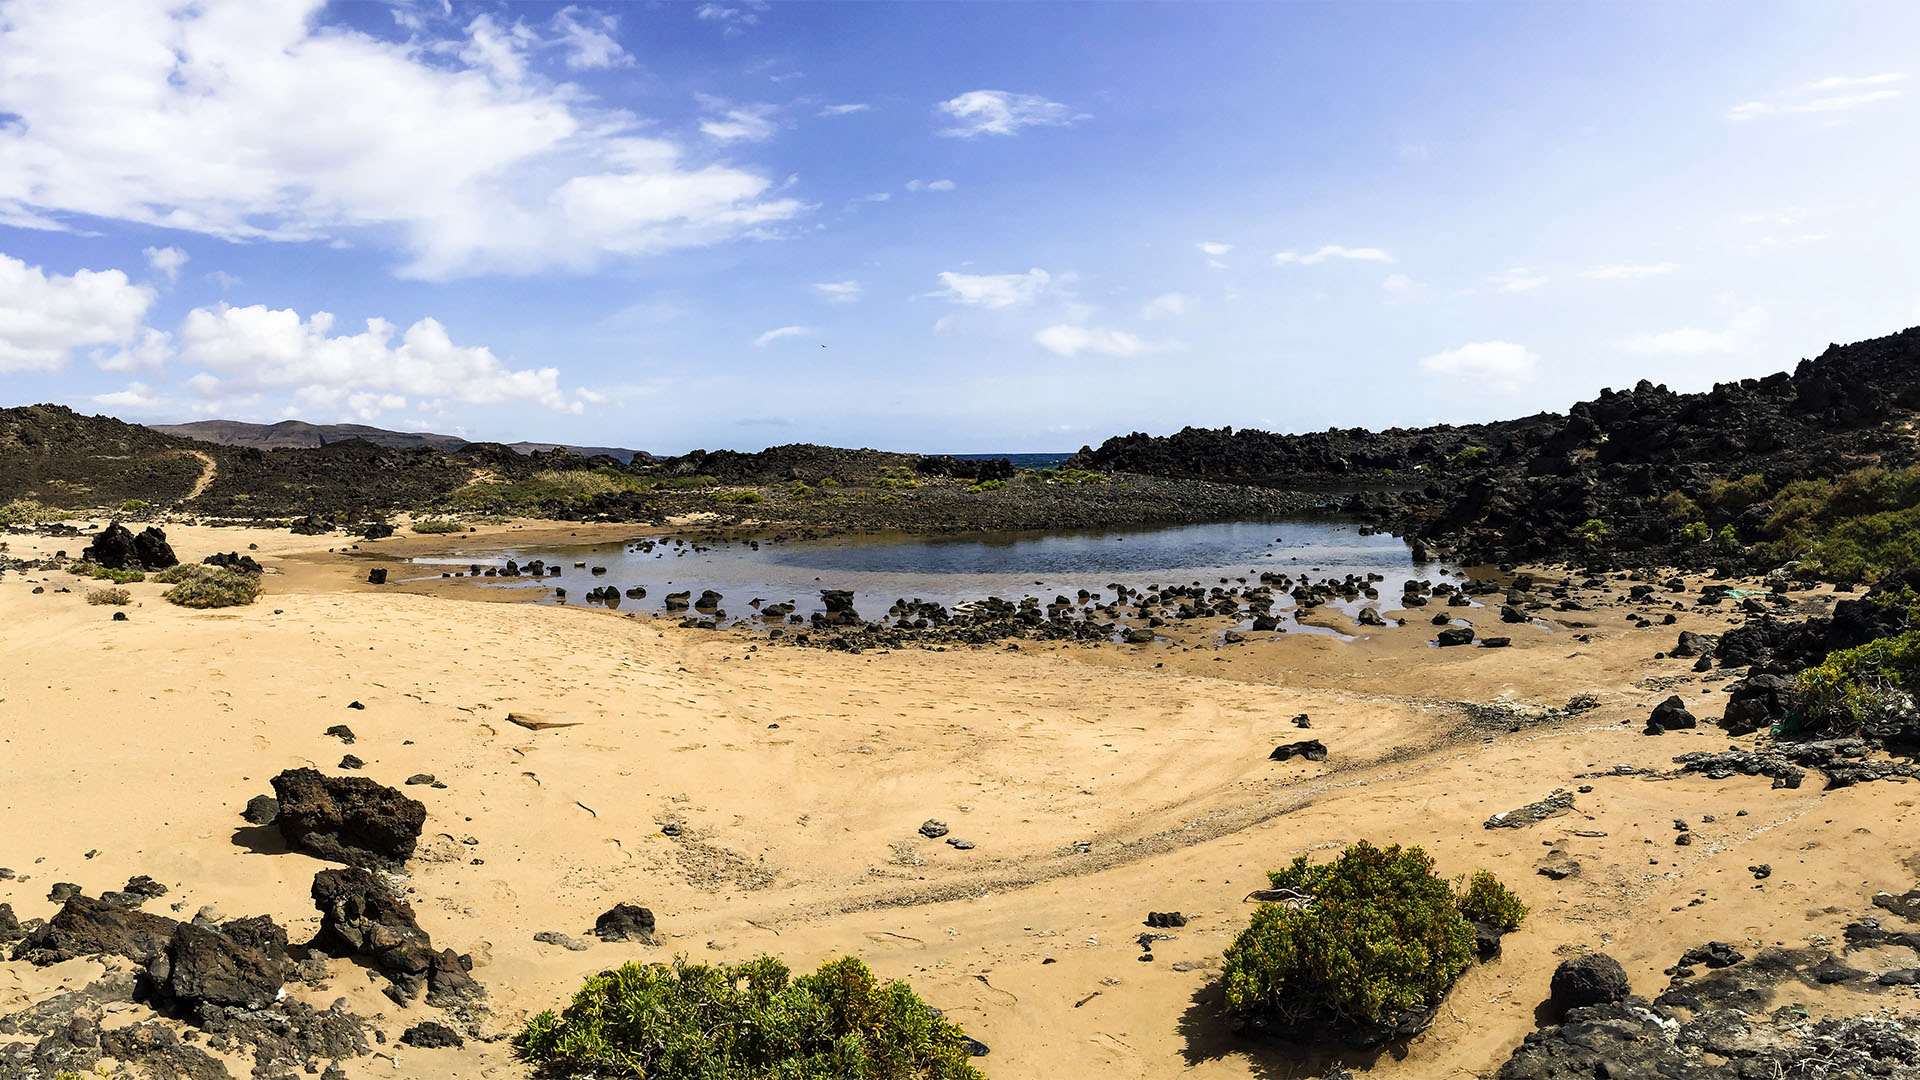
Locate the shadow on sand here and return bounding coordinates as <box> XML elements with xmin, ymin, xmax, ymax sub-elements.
<box><xmin>1176</xmin><ymin>981</ymin><xmax>1397</xmax><ymax>1079</ymax></box>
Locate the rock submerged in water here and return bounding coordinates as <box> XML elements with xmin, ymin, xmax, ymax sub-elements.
<box><xmin>270</xmin><ymin>767</ymin><xmax>426</xmax><ymax>872</ymax></box>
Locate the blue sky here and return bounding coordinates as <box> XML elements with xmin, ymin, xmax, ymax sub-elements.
<box><xmin>0</xmin><ymin>0</ymin><xmax>1915</xmax><ymax>453</ymax></box>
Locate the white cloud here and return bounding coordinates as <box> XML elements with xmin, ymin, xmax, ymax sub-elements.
<box><xmin>1033</xmin><ymin>324</ymin><xmax>1160</xmax><ymax>358</ymax></box>
<box><xmin>1273</xmin><ymin>245</ymin><xmax>1396</xmax><ymax>266</ymax></box>
<box><xmin>176</xmin><ymin>303</ymin><xmax>578</xmax><ymax>415</ymax></box>
<box><xmin>1727</xmin><ymin>72</ymin><xmax>1906</xmax><ymax>120</ymax></box>
<box><xmin>937</xmin><ymin>90</ymin><xmax>1078</xmax><ymax>137</ymax></box>
<box><xmin>698</xmin><ymin>100</ymin><xmax>779</xmax><ymax>142</ymax></box>
<box><xmin>905</xmin><ymin>179</ymin><xmax>956</xmax><ymax>192</ymax></box>
<box><xmin>0</xmin><ymin>1</ymin><xmax>804</xmax><ymax>280</ymax></box>
<box><xmin>0</xmin><ymin>252</ymin><xmax>156</xmax><ymax>373</ymax></box>
<box><xmin>1418</xmin><ymin>341</ymin><xmax>1538</xmax><ymax>390</ymax></box>
<box><xmin>97</xmin><ymin>327</ymin><xmax>174</xmax><ymax>373</ymax></box>
<box><xmin>1139</xmin><ymin>292</ymin><xmax>1190</xmax><ymax>319</ymax></box>
<box><xmin>853</xmin><ymin>192</ymin><xmax>891</xmax><ymax>203</ymax></box>
<box><xmin>1621</xmin><ymin>306</ymin><xmax>1770</xmax><ymax>356</ymax></box>
<box><xmin>552</xmin><ymin>6</ymin><xmax>633</xmax><ymax>70</ymax></box>
<box><xmin>1490</xmin><ymin>267</ymin><xmax>1547</xmax><ymax>292</ymax></box>
<box><xmin>1583</xmin><ymin>262</ymin><xmax>1680</xmax><ymax>280</ymax></box>
<box><xmin>753</xmin><ymin>325</ymin><xmax>812</xmax><ymax>346</ymax></box>
<box><xmin>1381</xmin><ymin>272</ymin><xmax>1422</xmax><ymax>296</ymax></box>
<box><xmin>144</xmin><ymin>245</ymin><xmax>188</xmax><ymax>282</ymax></box>
<box><xmin>1197</xmin><ymin>241</ymin><xmax>1233</xmax><ymax>257</ymax></box>
<box><xmin>205</xmin><ymin>270</ymin><xmax>242</xmax><ymax>290</ymax></box>
<box><xmin>821</xmin><ymin>103</ymin><xmax>870</xmax><ymax>116</ymax></box>
<box><xmin>695</xmin><ymin>3</ymin><xmax>761</xmax><ymax>29</ymax></box>
<box><xmin>929</xmin><ymin>268</ymin><xmax>1053</xmax><ymax>308</ymax></box>
<box><xmin>94</xmin><ymin>381</ymin><xmax>161</xmax><ymax>410</ymax></box>
<box><xmin>813</xmin><ymin>281</ymin><xmax>861</xmax><ymax>302</ymax></box>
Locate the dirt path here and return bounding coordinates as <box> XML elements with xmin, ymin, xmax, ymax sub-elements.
<box><xmin>180</xmin><ymin>449</ymin><xmax>216</xmax><ymax>500</ymax></box>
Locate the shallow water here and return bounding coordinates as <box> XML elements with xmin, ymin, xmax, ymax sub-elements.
<box><xmin>410</xmin><ymin>518</ymin><xmax>1449</xmax><ymax>634</ymax></box>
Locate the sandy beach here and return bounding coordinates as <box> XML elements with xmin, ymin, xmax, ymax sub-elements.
<box><xmin>3</xmin><ymin>521</ymin><xmax>1912</xmax><ymax>1079</ymax></box>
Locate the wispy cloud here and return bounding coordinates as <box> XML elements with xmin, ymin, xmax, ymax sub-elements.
<box><xmin>906</xmin><ymin>179</ymin><xmax>956</xmax><ymax>192</ymax></box>
<box><xmin>929</xmin><ymin>268</ymin><xmax>1053</xmax><ymax>307</ymax></box>
<box><xmin>1273</xmin><ymin>245</ymin><xmax>1395</xmax><ymax>266</ymax></box>
<box><xmin>552</xmin><ymin>6</ymin><xmax>633</xmax><ymax>70</ymax></box>
<box><xmin>1490</xmin><ymin>267</ymin><xmax>1547</xmax><ymax>292</ymax></box>
<box><xmin>813</xmin><ymin>281</ymin><xmax>861</xmax><ymax>303</ymax></box>
<box><xmin>1198</xmin><ymin>241</ymin><xmax>1232</xmax><ymax>256</ymax></box>
<box><xmin>937</xmin><ymin>90</ymin><xmax>1079</xmax><ymax>137</ymax></box>
<box><xmin>1139</xmin><ymin>292</ymin><xmax>1190</xmax><ymax>319</ymax></box>
<box><xmin>1418</xmin><ymin>341</ymin><xmax>1537</xmax><ymax>390</ymax></box>
<box><xmin>1583</xmin><ymin>262</ymin><xmax>1680</xmax><ymax>280</ymax></box>
<box><xmin>1621</xmin><ymin>306</ymin><xmax>1769</xmax><ymax>355</ymax></box>
<box><xmin>820</xmin><ymin>103</ymin><xmax>870</xmax><ymax>116</ymax></box>
<box><xmin>1033</xmin><ymin>324</ymin><xmax>1166</xmax><ymax>358</ymax></box>
<box><xmin>1727</xmin><ymin>72</ymin><xmax>1906</xmax><ymax>120</ymax></box>
<box><xmin>753</xmin><ymin>324</ymin><xmax>813</xmax><ymax>347</ymax></box>
<box><xmin>699</xmin><ymin>99</ymin><xmax>778</xmax><ymax>142</ymax></box>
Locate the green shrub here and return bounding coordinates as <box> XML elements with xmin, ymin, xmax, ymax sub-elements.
<box><xmin>1455</xmin><ymin>871</ymin><xmax>1528</xmax><ymax>931</ymax></box>
<box><xmin>713</xmin><ymin>489</ymin><xmax>765</xmax><ymax>504</ymax></box>
<box><xmin>411</xmin><ymin>518</ymin><xmax>463</xmax><ymax>534</ymax></box>
<box><xmin>154</xmin><ymin>564</ymin><xmax>262</xmax><ymax>608</ymax></box>
<box><xmin>1792</xmin><ymin>628</ymin><xmax>1920</xmax><ymax>732</ymax></box>
<box><xmin>789</xmin><ymin>482</ymin><xmax>816</xmax><ymax>499</ymax></box>
<box><xmin>1221</xmin><ymin>842</ymin><xmax>1477</xmax><ymax>1029</ymax></box>
<box><xmin>1678</xmin><ymin>521</ymin><xmax>1711</xmax><ymax>543</ymax></box>
<box><xmin>120</xmin><ymin>498</ymin><xmax>152</xmax><ymax>513</ymax></box>
<box><xmin>513</xmin><ymin>954</ymin><xmax>984</xmax><ymax>1080</ymax></box>
<box><xmin>1450</xmin><ymin>445</ymin><xmax>1490</xmax><ymax>467</ymax></box>
<box><xmin>1659</xmin><ymin>490</ymin><xmax>1703</xmax><ymax>521</ymax></box>
<box><xmin>1572</xmin><ymin>518</ymin><xmax>1610</xmax><ymax>543</ymax></box>
<box><xmin>85</xmin><ymin>586</ymin><xmax>131</xmax><ymax>606</ymax></box>
<box><xmin>967</xmin><ymin>479</ymin><xmax>1007</xmax><ymax>493</ymax></box>
<box><xmin>1703</xmin><ymin>472</ymin><xmax>1769</xmax><ymax>511</ymax></box>
<box><xmin>92</xmin><ymin>565</ymin><xmax>146</xmax><ymax>584</ymax></box>
<box><xmin>0</xmin><ymin>498</ymin><xmax>63</xmax><ymax>525</ymax></box>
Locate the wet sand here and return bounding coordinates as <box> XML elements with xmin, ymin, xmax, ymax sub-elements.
<box><xmin>3</xmin><ymin>520</ymin><xmax>1913</xmax><ymax>1079</ymax></box>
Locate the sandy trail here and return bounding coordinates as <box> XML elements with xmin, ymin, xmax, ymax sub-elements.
<box><xmin>2</xmin><ymin>521</ymin><xmax>1913</xmax><ymax>1080</ymax></box>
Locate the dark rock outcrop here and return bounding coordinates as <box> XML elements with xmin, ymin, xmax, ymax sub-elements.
<box><xmin>308</xmin><ymin>869</ymin><xmax>479</xmax><ymax>1004</ymax></box>
<box><xmin>81</xmin><ymin>522</ymin><xmax>179</xmax><ymax>570</ymax></box>
<box><xmin>593</xmin><ymin>903</ymin><xmax>657</xmax><ymax>944</ymax></box>
<box><xmin>10</xmin><ymin>893</ymin><xmax>179</xmax><ymax>965</ymax></box>
<box><xmin>151</xmin><ymin>916</ymin><xmax>290</xmax><ymax>1011</ymax></box>
<box><xmin>270</xmin><ymin>768</ymin><xmax>426</xmax><ymax>871</ymax></box>
<box><xmin>1549</xmin><ymin>953</ymin><xmax>1631</xmax><ymax>1012</ymax></box>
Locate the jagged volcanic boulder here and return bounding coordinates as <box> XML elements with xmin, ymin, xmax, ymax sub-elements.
<box><xmin>203</xmin><ymin>551</ymin><xmax>263</xmax><ymax>574</ymax></box>
<box><xmin>80</xmin><ymin>523</ymin><xmax>178</xmax><ymax>570</ymax></box>
<box><xmin>593</xmin><ymin>903</ymin><xmax>657</xmax><ymax>944</ymax></box>
<box><xmin>270</xmin><ymin>768</ymin><xmax>426</xmax><ymax>871</ymax></box>
<box><xmin>151</xmin><ymin>916</ymin><xmax>290</xmax><ymax>1011</ymax></box>
<box><xmin>10</xmin><ymin>893</ymin><xmax>179</xmax><ymax>965</ymax></box>
<box><xmin>307</xmin><ymin>869</ymin><xmax>480</xmax><ymax>1005</ymax></box>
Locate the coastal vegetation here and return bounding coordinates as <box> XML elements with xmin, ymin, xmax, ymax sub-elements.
<box><xmin>1221</xmin><ymin>842</ymin><xmax>1521</xmax><ymax>1036</ymax></box>
<box><xmin>513</xmin><ymin>955</ymin><xmax>985</xmax><ymax>1080</ymax></box>
<box><xmin>410</xmin><ymin>517</ymin><xmax>463</xmax><ymax>534</ymax></box>
<box><xmin>84</xmin><ymin>585</ymin><xmax>130</xmax><ymax>606</ymax></box>
<box><xmin>153</xmin><ymin>563</ymin><xmax>262</xmax><ymax>608</ymax></box>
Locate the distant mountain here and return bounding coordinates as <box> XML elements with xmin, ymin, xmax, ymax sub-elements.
<box><xmin>153</xmin><ymin>419</ymin><xmax>645</xmax><ymax>462</ymax></box>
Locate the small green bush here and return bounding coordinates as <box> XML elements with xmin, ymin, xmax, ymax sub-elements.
<box><xmin>84</xmin><ymin>565</ymin><xmax>146</xmax><ymax>584</ymax></box>
<box><xmin>1456</xmin><ymin>871</ymin><xmax>1528</xmax><ymax>931</ymax></box>
<box><xmin>86</xmin><ymin>586</ymin><xmax>131</xmax><ymax>606</ymax></box>
<box><xmin>120</xmin><ymin>498</ymin><xmax>151</xmax><ymax>513</ymax></box>
<box><xmin>789</xmin><ymin>482</ymin><xmax>816</xmax><ymax>499</ymax></box>
<box><xmin>1221</xmin><ymin>842</ymin><xmax>1477</xmax><ymax>1029</ymax></box>
<box><xmin>154</xmin><ymin>564</ymin><xmax>262</xmax><ymax>608</ymax></box>
<box><xmin>513</xmin><ymin>954</ymin><xmax>984</xmax><ymax>1080</ymax></box>
<box><xmin>1678</xmin><ymin>521</ymin><xmax>1711</xmax><ymax>543</ymax></box>
<box><xmin>1703</xmin><ymin>472</ymin><xmax>1769</xmax><ymax>511</ymax></box>
<box><xmin>1451</xmin><ymin>445</ymin><xmax>1490</xmax><ymax>467</ymax></box>
<box><xmin>1792</xmin><ymin>628</ymin><xmax>1920</xmax><ymax>733</ymax></box>
<box><xmin>1572</xmin><ymin>518</ymin><xmax>1610</xmax><ymax>543</ymax></box>
<box><xmin>411</xmin><ymin>518</ymin><xmax>463</xmax><ymax>534</ymax></box>
<box><xmin>967</xmin><ymin>479</ymin><xmax>1007</xmax><ymax>493</ymax></box>
<box><xmin>1659</xmin><ymin>490</ymin><xmax>1703</xmax><ymax>521</ymax></box>
<box><xmin>0</xmin><ymin>498</ymin><xmax>63</xmax><ymax>525</ymax></box>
